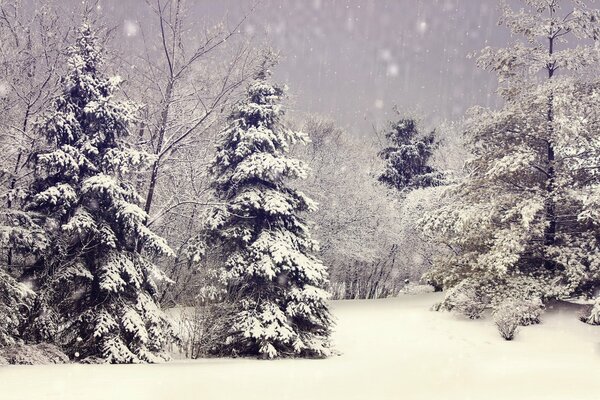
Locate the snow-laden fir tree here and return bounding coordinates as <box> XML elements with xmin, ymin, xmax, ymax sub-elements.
<box><xmin>420</xmin><ymin>0</ymin><xmax>600</xmax><ymax>314</ymax></box>
<box><xmin>25</xmin><ymin>24</ymin><xmax>174</xmax><ymax>362</ymax></box>
<box><xmin>202</xmin><ymin>57</ymin><xmax>333</xmax><ymax>358</ymax></box>
<box><xmin>378</xmin><ymin>116</ymin><xmax>442</xmax><ymax>192</ymax></box>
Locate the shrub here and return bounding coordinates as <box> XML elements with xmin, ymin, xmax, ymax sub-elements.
<box><xmin>515</xmin><ymin>297</ymin><xmax>544</xmax><ymax>326</ymax></box>
<box><xmin>328</xmin><ymin>257</ymin><xmax>403</xmax><ymax>300</ymax></box>
<box><xmin>0</xmin><ymin>343</ymin><xmax>69</xmax><ymax>364</ymax></box>
<box><xmin>494</xmin><ymin>297</ymin><xmax>544</xmax><ymax>326</ymax></box>
<box><xmin>492</xmin><ymin>297</ymin><xmax>544</xmax><ymax>340</ymax></box>
<box><xmin>580</xmin><ymin>298</ymin><xmax>600</xmax><ymax>325</ymax></box>
<box><xmin>402</xmin><ymin>283</ymin><xmax>435</xmax><ymax>295</ymax></box>
<box><xmin>442</xmin><ymin>281</ymin><xmax>488</xmax><ymax>319</ymax></box>
<box><xmin>493</xmin><ymin>307</ymin><xmax>519</xmax><ymax>341</ymax></box>
<box><xmin>172</xmin><ymin>302</ymin><xmax>234</xmax><ymax>359</ymax></box>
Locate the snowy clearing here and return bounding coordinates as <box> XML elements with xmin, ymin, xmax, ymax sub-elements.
<box><xmin>2</xmin><ymin>292</ymin><xmax>600</xmax><ymax>400</ymax></box>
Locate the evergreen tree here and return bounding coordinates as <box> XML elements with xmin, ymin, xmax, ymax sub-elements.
<box><xmin>25</xmin><ymin>24</ymin><xmax>174</xmax><ymax>363</ymax></box>
<box><xmin>420</xmin><ymin>0</ymin><xmax>600</xmax><ymax>312</ymax></box>
<box><xmin>378</xmin><ymin>116</ymin><xmax>442</xmax><ymax>192</ymax></box>
<box><xmin>203</xmin><ymin>59</ymin><xmax>332</xmax><ymax>358</ymax></box>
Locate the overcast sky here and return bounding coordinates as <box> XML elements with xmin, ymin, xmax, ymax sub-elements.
<box><xmin>71</xmin><ymin>0</ymin><xmax>519</xmax><ymax>135</ymax></box>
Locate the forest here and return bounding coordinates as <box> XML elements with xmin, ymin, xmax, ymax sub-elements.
<box><xmin>2</xmin><ymin>0</ymin><xmax>600</xmax><ymax>399</ymax></box>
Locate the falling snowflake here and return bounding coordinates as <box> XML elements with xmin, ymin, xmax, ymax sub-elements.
<box><xmin>379</xmin><ymin>48</ymin><xmax>393</xmax><ymax>62</ymax></box>
<box><xmin>123</xmin><ymin>20</ymin><xmax>139</xmax><ymax>37</ymax></box>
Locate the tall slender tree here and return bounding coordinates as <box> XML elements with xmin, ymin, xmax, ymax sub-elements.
<box><xmin>421</xmin><ymin>0</ymin><xmax>600</xmax><ymax>311</ymax></box>
<box><xmin>26</xmin><ymin>24</ymin><xmax>174</xmax><ymax>363</ymax></box>
<box><xmin>202</xmin><ymin>58</ymin><xmax>332</xmax><ymax>358</ymax></box>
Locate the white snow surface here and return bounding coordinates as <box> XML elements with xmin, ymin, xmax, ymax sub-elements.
<box><xmin>2</xmin><ymin>292</ymin><xmax>600</xmax><ymax>399</ymax></box>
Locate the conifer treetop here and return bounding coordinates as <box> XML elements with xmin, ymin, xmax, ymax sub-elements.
<box><xmin>202</xmin><ymin>59</ymin><xmax>332</xmax><ymax>359</ymax></box>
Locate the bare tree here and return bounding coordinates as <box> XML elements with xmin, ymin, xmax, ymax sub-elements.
<box><xmin>128</xmin><ymin>0</ymin><xmax>256</xmax><ymax>222</ymax></box>
<box><xmin>117</xmin><ymin>0</ymin><xmax>261</xmax><ymax>304</ymax></box>
<box><xmin>0</xmin><ymin>0</ymin><xmax>72</xmax><ymax>269</ymax></box>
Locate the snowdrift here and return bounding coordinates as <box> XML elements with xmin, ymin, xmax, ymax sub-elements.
<box><xmin>2</xmin><ymin>292</ymin><xmax>600</xmax><ymax>399</ymax></box>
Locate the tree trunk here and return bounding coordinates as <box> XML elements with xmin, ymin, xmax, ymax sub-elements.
<box><xmin>143</xmin><ymin>79</ymin><xmax>174</xmax><ymax>221</ymax></box>
<box><xmin>543</xmin><ymin>34</ymin><xmax>556</xmax><ymax>269</ymax></box>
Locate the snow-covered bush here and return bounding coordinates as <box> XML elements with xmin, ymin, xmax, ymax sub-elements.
<box><xmin>580</xmin><ymin>298</ymin><xmax>600</xmax><ymax>325</ymax></box>
<box><xmin>492</xmin><ymin>296</ymin><xmax>544</xmax><ymax>341</ymax></box>
<box><xmin>493</xmin><ymin>306</ymin><xmax>519</xmax><ymax>341</ymax></box>
<box><xmin>401</xmin><ymin>283</ymin><xmax>435</xmax><ymax>295</ymax></box>
<box><xmin>328</xmin><ymin>257</ymin><xmax>400</xmax><ymax>300</ymax></box>
<box><xmin>172</xmin><ymin>303</ymin><xmax>234</xmax><ymax>359</ymax></box>
<box><xmin>0</xmin><ymin>343</ymin><xmax>69</xmax><ymax>365</ymax></box>
<box><xmin>495</xmin><ymin>296</ymin><xmax>543</xmax><ymax>324</ymax></box>
<box><xmin>510</xmin><ymin>297</ymin><xmax>544</xmax><ymax>326</ymax></box>
<box><xmin>441</xmin><ymin>280</ymin><xmax>488</xmax><ymax>319</ymax></box>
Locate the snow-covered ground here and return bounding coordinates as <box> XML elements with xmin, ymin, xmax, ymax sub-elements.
<box><xmin>2</xmin><ymin>292</ymin><xmax>600</xmax><ymax>400</ymax></box>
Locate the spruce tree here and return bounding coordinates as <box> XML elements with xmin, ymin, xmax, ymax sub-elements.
<box><xmin>203</xmin><ymin>59</ymin><xmax>332</xmax><ymax>358</ymax></box>
<box><xmin>26</xmin><ymin>24</ymin><xmax>174</xmax><ymax>363</ymax></box>
<box><xmin>420</xmin><ymin>0</ymin><xmax>600</xmax><ymax>312</ymax></box>
<box><xmin>378</xmin><ymin>116</ymin><xmax>442</xmax><ymax>192</ymax></box>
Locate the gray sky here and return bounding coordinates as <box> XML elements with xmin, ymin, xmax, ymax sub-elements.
<box><xmin>88</xmin><ymin>0</ymin><xmax>515</xmax><ymax>135</ymax></box>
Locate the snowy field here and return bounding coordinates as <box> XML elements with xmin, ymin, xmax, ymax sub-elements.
<box><xmin>2</xmin><ymin>292</ymin><xmax>600</xmax><ymax>400</ymax></box>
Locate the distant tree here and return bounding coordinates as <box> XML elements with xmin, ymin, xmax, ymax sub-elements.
<box><xmin>295</xmin><ymin>116</ymin><xmax>408</xmax><ymax>299</ymax></box>
<box><xmin>202</xmin><ymin>58</ymin><xmax>332</xmax><ymax>358</ymax></box>
<box><xmin>25</xmin><ymin>24</ymin><xmax>174</xmax><ymax>363</ymax></box>
<box><xmin>420</xmin><ymin>0</ymin><xmax>600</xmax><ymax>315</ymax></box>
<box><xmin>378</xmin><ymin>116</ymin><xmax>442</xmax><ymax>192</ymax></box>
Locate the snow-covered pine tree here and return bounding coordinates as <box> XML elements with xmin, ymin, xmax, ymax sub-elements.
<box><xmin>378</xmin><ymin>116</ymin><xmax>442</xmax><ymax>192</ymax></box>
<box><xmin>203</xmin><ymin>58</ymin><xmax>332</xmax><ymax>358</ymax></box>
<box><xmin>420</xmin><ymin>0</ymin><xmax>600</xmax><ymax>312</ymax></box>
<box><xmin>25</xmin><ymin>24</ymin><xmax>174</xmax><ymax>363</ymax></box>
